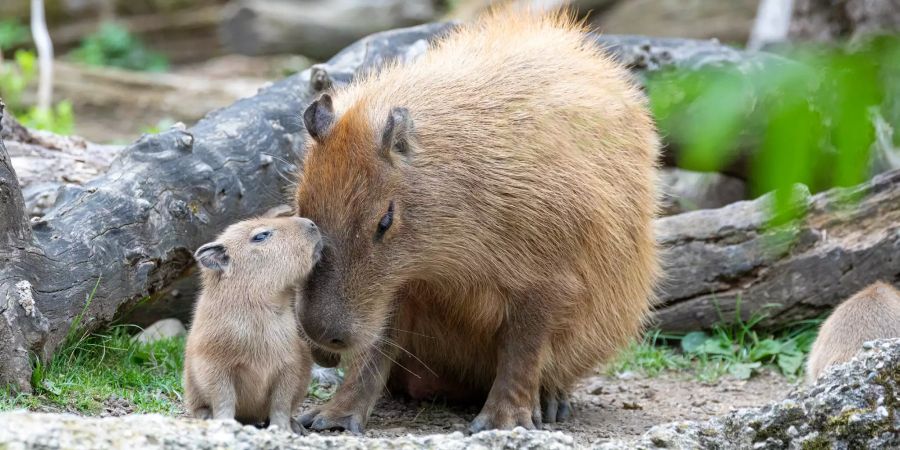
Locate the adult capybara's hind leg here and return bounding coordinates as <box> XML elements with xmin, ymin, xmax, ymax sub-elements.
<box><xmin>468</xmin><ymin>293</ymin><xmax>551</xmax><ymax>432</ymax></box>
<box><xmin>541</xmin><ymin>387</ymin><xmax>572</xmax><ymax>423</ymax></box>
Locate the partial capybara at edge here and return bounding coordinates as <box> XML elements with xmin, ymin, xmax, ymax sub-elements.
<box><xmin>293</xmin><ymin>8</ymin><xmax>660</xmax><ymax>433</ymax></box>
<box><xmin>806</xmin><ymin>282</ymin><xmax>900</xmax><ymax>384</ymax></box>
<box><xmin>183</xmin><ymin>213</ymin><xmax>322</xmax><ymax>433</ymax></box>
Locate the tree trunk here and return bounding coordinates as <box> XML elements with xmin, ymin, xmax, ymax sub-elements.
<box><xmin>654</xmin><ymin>168</ymin><xmax>900</xmax><ymax>333</ymax></box>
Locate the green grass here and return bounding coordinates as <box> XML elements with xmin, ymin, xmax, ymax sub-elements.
<box><xmin>608</xmin><ymin>307</ymin><xmax>822</xmax><ymax>383</ymax></box>
<box><xmin>0</xmin><ymin>327</ymin><xmax>186</xmax><ymax>415</ymax></box>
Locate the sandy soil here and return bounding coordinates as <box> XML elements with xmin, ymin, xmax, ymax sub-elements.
<box><xmin>25</xmin><ymin>366</ymin><xmax>795</xmax><ymax>445</ymax></box>
<box><xmin>300</xmin><ymin>369</ymin><xmax>795</xmax><ymax>446</ymax></box>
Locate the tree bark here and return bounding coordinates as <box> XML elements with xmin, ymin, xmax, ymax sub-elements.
<box><xmin>654</xmin><ymin>168</ymin><xmax>900</xmax><ymax>333</ymax></box>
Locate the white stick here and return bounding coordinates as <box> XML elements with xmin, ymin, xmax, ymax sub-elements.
<box><xmin>31</xmin><ymin>0</ymin><xmax>54</xmax><ymax>111</ymax></box>
<box><xmin>747</xmin><ymin>0</ymin><xmax>794</xmax><ymax>51</ymax></box>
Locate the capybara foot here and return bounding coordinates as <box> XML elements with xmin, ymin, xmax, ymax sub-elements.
<box><xmin>300</xmin><ymin>407</ymin><xmax>366</xmax><ymax>434</ymax></box>
<box><xmin>541</xmin><ymin>389</ymin><xmax>572</xmax><ymax>423</ymax></box>
<box><xmin>191</xmin><ymin>407</ymin><xmax>212</xmax><ymax>420</ymax></box>
<box><xmin>468</xmin><ymin>402</ymin><xmax>539</xmax><ymax>433</ymax></box>
<box><xmin>290</xmin><ymin>417</ymin><xmax>308</xmax><ymax>435</ymax></box>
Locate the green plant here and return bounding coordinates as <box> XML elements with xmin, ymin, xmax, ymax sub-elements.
<box><xmin>139</xmin><ymin>118</ymin><xmax>177</xmax><ymax>135</ymax></box>
<box><xmin>71</xmin><ymin>23</ymin><xmax>168</xmax><ymax>72</ymax></box>
<box><xmin>648</xmin><ymin>36</ymin><xmax>900</xmax><ymax>223</ymax></box>
<box><xmin>0</xmin><ymin>20</ymin><xmax>29</xmax><ymax>52</ymax></box>
<box><xmin>609</xmin><ymin>303</ymin><xmax>822</xmax><ymax>382</ymax></box>
<box><xmin>0</xmin><ymin>49</ymin><xmax>36</xmax><ymax>107</ymax></box>
<box><xmin>0</xmin><ymin>49</ymin><xmax>75</xmax><ymax>134</ymax></box>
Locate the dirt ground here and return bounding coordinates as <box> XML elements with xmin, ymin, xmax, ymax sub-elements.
<box><xmin>298</xmin><ymin>369</ymin><xmax>795</xmax><ymax>446</ymax></box>
<box><xmin>26</xmin><ymin>364</ymin><xmax>796</xmax><ymax>445</ymax></box>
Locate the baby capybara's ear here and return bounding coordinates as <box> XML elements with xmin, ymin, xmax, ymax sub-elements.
<box><xmin>303</xmin><ymin>93</ymin><xmax>335</xmax><ymax>143</ymax></box>
<box><xmin>194</xmin><ymin>242</ymin><xmax>230</xmax><ymax>273</ymax></box>
<box><xmin>262</xmin><ymin>204</ymin><xmax>293</xmax><ymax>218</ymax></box>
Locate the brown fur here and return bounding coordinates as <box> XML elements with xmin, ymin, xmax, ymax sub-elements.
<box><xmin>183</xmin><ymin>214</ymin><xmax>320</xmax><ymax>432</ymax></box>
<box><xmin>294</xmin><ymin>7</ymin><xmax>660</xmax><ymax>432</ymax></box>
<box><xmin>806</xmin><ymin>282</ymin><xmax>900</xmax><ymax>384</ymax></box>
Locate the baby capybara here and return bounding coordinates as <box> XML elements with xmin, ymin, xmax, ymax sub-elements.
<box><xmin>807</xmin><ymin>282</ymin><xmax>900</xmax><ymax>383</ymax></box>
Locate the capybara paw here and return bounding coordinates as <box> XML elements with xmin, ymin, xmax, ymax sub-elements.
<box><xmin>541</xmin><ymin>390</ymin><xmax>572</xmax><ymax>423</ymax></box>
<box><xmin>191</xmin><ymin>407</ymin><xmax>212</xmax><ymax>420</ymax></box>
<box><xmin>290</xmin><ymin>417</ymin><xmax>308</xmax><ymax>435</ymax></box>
<box><xmin>299</xmin><ymin>408</ymin><xmax>365</xmax><ymax>434</ymax></box>
<box><xmin>468</xmin><ymin>406</ymin><xmax>538</xmax><ymax>433</ymax></box>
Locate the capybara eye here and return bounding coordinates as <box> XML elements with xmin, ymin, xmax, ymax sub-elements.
<box><xmin>375</xmin><ymin>201</ymin><xmax>395</xmax><ymax>240</ymax></box>
<box><xmin>251</xmin><ymin>230</ymin><xmax>272</xmax><ymax>243</ymax></box>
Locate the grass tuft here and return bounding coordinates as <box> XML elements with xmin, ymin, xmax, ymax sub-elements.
<box><xmin>2</xmin><ymin>326</ymin><xmax>185</xmax><ymax>415</ymax></box>
<box><xmin>609</xmin><ymin>305</ymin><xmax>822</xmax><ymax>382</ymax></box>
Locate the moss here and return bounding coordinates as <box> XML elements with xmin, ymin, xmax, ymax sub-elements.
<box><xmin>800</xmin><ymin>434</ymin><xmax>831</xmax><ymax>450</ymax></box>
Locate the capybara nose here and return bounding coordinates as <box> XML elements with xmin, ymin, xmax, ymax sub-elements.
<box><xmin>295</xmin><ymin>217</ymin><xmax>319</xmax><ymax>235</ymax></box>
<box><xmin>301</xmin><ymin>316</ymin><xmax>351</xmax><ymax>352</ymax></box>
<box><xmin>327</xmin><ymin>337</ymin><xmax>347</xmax><ymax>349</ymax></box>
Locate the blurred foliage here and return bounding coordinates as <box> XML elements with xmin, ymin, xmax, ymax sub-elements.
<box><xmin>649</xmin><ymin>36</ymin><xmax>900</xmax><ymax>223</ymax></box>
<box><xmin>0</xmin><ymin>20</ymin><xmax>29</xmax><ymax>52</ymax></box>
<box><xmin>0</xmin><ymin>49</ymin><xmax>74</xmax><ymax>134</ymax></box>
<box><xmin>140</xmin><ymin>117</ymin><xmax>177</xmax><ymax>135</ymax></box>
<box><xmin>71</xmin><ymin>23</ymin><xmax>169</xmax><ymax>72</ymax></box>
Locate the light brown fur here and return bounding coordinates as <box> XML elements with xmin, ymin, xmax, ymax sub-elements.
<box><xmin>183</xmin><ymin>214</ymin><xmax>321</xmax><ymax>432</ymax></box>
<box><xmin>294</xmin><ymin>7</ymin><xmax>659</xmax><ymax>432</ymax></box>
<box><xmin>806</xmin><ymin>281</ymin><xmax>900</xmax><ymax>384</ymax></box>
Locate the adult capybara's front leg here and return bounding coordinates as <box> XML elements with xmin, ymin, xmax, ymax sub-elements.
<box><xmin>468</xmin><ymin>304</ymin><xmax>548</xmax><ymax>432</ymax></box>
<box><xmin>300</xmin><ymin>343</ymin><xmax>395</xmax><ymax>434</ymax></box>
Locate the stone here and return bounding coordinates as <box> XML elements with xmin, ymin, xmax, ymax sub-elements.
<box><xmin>133</xmin><ymin>318</ymin><xmax>186</xmax><ymax>345</ymax></box>
<box><xmin>599</xmin><ymin>339</ymin><xmax>900</xmax><ymax>449</ymax></box>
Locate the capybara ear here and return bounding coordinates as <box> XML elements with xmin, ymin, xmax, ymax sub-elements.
<box><xmin>303</xmin><ymin>93</ymin><xmax>335</xmax><ymax>143</ymax></box>
<box><xmin>262</xmin><ymin>204</ymin><xmax>293</xmax><ymax>218</ymax></box>
<box><xmin>194</xmin><ymin>242</ymin><xmax>230</xmax><ymax>274</ymax></box>
<box><xmin>379</xmin><ymin>107</ymin><xmax>414</xmax><ymax>162</ymax></box>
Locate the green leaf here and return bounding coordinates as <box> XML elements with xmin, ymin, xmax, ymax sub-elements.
<box><xmin>728</xmin><ymin>362</ymin><xmax>761</xmax><ymax>380</ymax></box>
<box><xmin>681</xmin><ymin>331</ymin><xmax>710</xmax><ymax>353</ymax></box>
<box><xmin>777</xmin><ymin>351</ymin><xmax>805</xmax><ymax>376</ymax></box>
<box><xmin>749</xmin><ymin>339</ymin><xmax>782</xmax><ymax>362</ymax></box>
<box><xmin>698</xmin><ymin>339</ymin><xmax>733</xmax><ymax>357</ymax></box>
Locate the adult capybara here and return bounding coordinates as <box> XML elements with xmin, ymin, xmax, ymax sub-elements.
<box><xmin>293</xmin><ymin>8</ymin><xmax>660</xmax><ymax>433</ymax></box>
<box><xmin>807</xmin><ymin>282</ymin><xmax>900</xmax><ymax>384</ymax></box>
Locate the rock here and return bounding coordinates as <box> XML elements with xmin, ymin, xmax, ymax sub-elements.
<box><xmin>219</xmin><ymin>0</ymin><xmax>439</xmax><ymax>61</ymax></box>
<box><xmin>133</xmin><ymin>319</ymin><xmax>186</xmax><ymax>345</ymax></box>
<box><xmin>659</xmin><ymin>168</ymin><xmax>747</xmax><ymax>215</ymax></box>
<box><xmin>0</xmin><ymin>414</ymin><xmax>576</xmax><ymax>449</ymax></box>
<box><xmin>790</xmin><ymin>0</ymin><xmax>900</xmax><ymax>43</ymax></box>
<box><xmin>599</xmin><ymin>339</ymin><xmax>900</xmax><ymax>449</ymax></box>
<box><xmin>594</xmin><ymin>0</ymin><xmax>760</xmax><ymax>44</ymax></box>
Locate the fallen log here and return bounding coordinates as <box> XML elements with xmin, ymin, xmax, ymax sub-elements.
<box><xmin>1</xmin><ymin>113</ymin><xmax>121</xmax><ymax>217</ymax></box>
<box><xmin>654</xmin><ymin>168</ymin><xmax>900</xmax><ymax>332</ymax></box>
